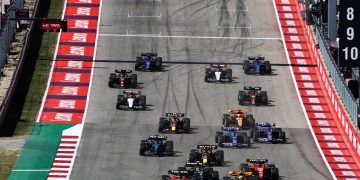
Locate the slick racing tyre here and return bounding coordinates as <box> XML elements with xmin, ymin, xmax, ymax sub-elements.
<box><xmin>215</xmin><ymin>150</ymin><xmax>224</xmax><ymax>166</ymax></box>
<box><xmin>211</xmin><ymin>171</ymin><xmax>219</xmax><ymax>180</ymax></box>
<box><xmin>279</xmin><ymin>131</ymin><xmax>286</xmax><ymax>143</ymax></box>
<box><xmin>243</xmin><ymin>60</ymin><xmax>250</xmax><ymax>74</ymax></box>
<box><xmin>217</xmin><ymin>135</ymin><xmax>225</xmax><ymax>147</ymax></box>
<box><xmin>189</xmin><ymin>151</ymin><xmax>196</xmax><ymax>162</ymax></box>
<box><xmin>139</xmin><ymin>96</ymin><xmax>146</xmax><ymax>109</ymax></box>
<box><xmin>156</xmin><ymin>57</ymin><xmax>162</xmax><ymax>70</ymax></box>
<box><xmin>135</xmin><ymin>57</ymin><xmax>142</xmax><ymax>70</ymax></box>
<box><xmin>139</xmin><ymin>140</ymin><xmax>147</xmax><ymax>155</ymax></box>
<box><xmin>264</xmin><ymin>61</ymin><xmax>271</xmax><ymax>74</ymax></box>
<box><xmin>226</xmin><ymin>69</ymin><xmax>232</xmax><ymax>82</ymax></box>
<box><xmin>271</xmin><ymin>167</ymin><xmax>279</xmax><ymax>178</ymax></box>
<box><xmin>130</xmin><ymin>74</ymin><xmax>137</xmax><ymax>87</ymax></box>
<box><xmin>238</xmin><ymin>91</ymin><xmax>246</xmax><ymax>105</ymax></box>
<box><xmin>215</xmin><ymin>132</ymin><xmax>223</xmax><ymax>143</ymax></box>
<box><xmin>183</xmin><ymin>118</ymin><xmax>190</xmax><ymax>133</ymax></box>
<box><xmin>158</xmin><ymin>118</ymin><xmax>166</xmax><ymax>132</ymax></box>
<box><xmin>165</xmin><ymin>141</ymin><xmax>173</xmax><ymax>155</ymax></box>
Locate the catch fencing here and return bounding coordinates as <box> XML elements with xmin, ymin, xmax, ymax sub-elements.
<box><xmin>0</xmin><ymin>0</ymin><xmax>24</xmax><ymax>69</ymax></box>
<box><xmin>313</xmin><ymin>25</ymin><xmax>359</xmax><ymax>127</ymax></box>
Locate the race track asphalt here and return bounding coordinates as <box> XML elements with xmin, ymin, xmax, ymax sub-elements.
<box><xmin>70</xmin><ymin>0</ymin><xmax>332</xmax><ymax>179</ymax></box>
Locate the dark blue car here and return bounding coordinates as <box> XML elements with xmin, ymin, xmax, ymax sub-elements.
<box><xmin>252</xmin><ymin>123</ymin><xmax>286</xmax><ymax>143</ymax></box>
<box><xmin>215</xmin><ymin>127</ymin><xmax>251</xmax><ymax>148</ymax></box>
<box><xmin>139</xmin><ymin>135</ymin><xmax>173</xmax><ymax>156</ymax></box>
<box><xmin>243</xmin><ymin>57</ymin><xmax>271</xmax><ymax>75</ymax></box>
<box><xmin>135</xmin><ymin>53</ymin><xmax>162</xmax><ymax>71</ymax></box>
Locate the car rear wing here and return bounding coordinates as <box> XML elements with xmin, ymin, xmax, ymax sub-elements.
<box><xmin>148</xmin><ymin>135</ymin><xmax>167</xmax><ymax>140</ymax></box>
<box><xmin>221</xmin><ymin>126</ymin><xmax>241</xmax><ymax>131</ymax></box>
<box><xmin>115</xmin><ymin>69</ymin><xmax>132</xmax><ymax>74</ymax></box>
<box><xmin>123</xmin><ymin>90</ymin><xmax>140</xmax><ymax>95</ymax></box>
<box><xmin>256</xmin><ymin>123</ymin><xmax>275</xmax><ymax>127</ymax></box>
<box><xmin>168</xmin><ymin>170</ymin><xmax>188</xmax><ymax>175</ymax></box>
<box><xmin>246</xmin><ymin>159</ymin><xmax>268</xmax><ymax>164</ymax></box>
<box><xmin>165</xmin><ymin>113</ymin><xmax>185</xmax><ymax>117</ymax></box>
<box><xmin>197</xmin><ymin>145</ymin><xmax>217</xmax><ymax>150</ymax></box>
<box><xmin>248</xmin><ymin>56</ymin><xmax>265</xmax><ymax>61</ymax></box>
<box><xmin>210</xmin><ymin>64</ymin><xmax>227</xmax><ymax>68</ymax></box>
<box><xmin>141</xmin><ymin>52</ymin><xmax>157</xmax><ymax>56</ymax></box>
<box><xmin>227</xmin><ymin>109</ymin><xmax>248</xmax><ymax>114</ymax></box>
<box><xmin>185</xmin><ymin>162</ymin><xmax>204</xmax><ymax>167</ymax></box>
<box><xmin>244</xmin><ymin>86</ymin><xmax>261</xmax><ymax>91</ymax></box>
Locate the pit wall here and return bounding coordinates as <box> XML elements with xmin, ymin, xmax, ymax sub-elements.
<box><xmin>273</xmin><ymin>0</ymin><xmax>360</xmax><ymax>179</ymax></box>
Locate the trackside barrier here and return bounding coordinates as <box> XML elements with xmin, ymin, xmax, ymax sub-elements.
<box><xmin>0</xmin><ymin>0</ymin><xmax>38</xmax><ymax>128</ymax></box>
<box><xmin>0</xmin><ymin>0</ymin><xmax>24</xmax><ymax>70</ymax></box>
<box><xmin>314</xmin><ymin>26</ymin><xmax>358</xmax><ymax>127</ymax></box>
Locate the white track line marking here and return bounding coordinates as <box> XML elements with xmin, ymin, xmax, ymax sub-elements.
<box><xmin>217</xmin><ymin>24</ymin><xmax>251</xmax><ymax>29</ymax></box>
<box><xmin>99</xmin><ymin>33</ymin><xmax>281</xmax><ymax>40</ymax></box>
<box><xmin>128</xmin><ymin>12</ymin><xmax>161</xmax><ymax>18</ymax></box>
<box><xmin>215</xmin><ymin>6</ymin><xmax>248</xmax><ymax>11</ymax></box>
<box><xmin>126</xmin><ymin>30</ymin><xmax>161</xmax><ymax>36</ymax></box>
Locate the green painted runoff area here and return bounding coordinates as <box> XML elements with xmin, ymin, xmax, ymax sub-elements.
<box><xmin>8</xmin><ymin>123</ymin><xmax>73</xmax><ymax>180</ymax></box>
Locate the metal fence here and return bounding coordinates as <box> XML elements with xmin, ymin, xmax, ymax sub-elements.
<box><xmin>313</xmin><ymin>25</ymin><xmax>359</xmax><ymax>127</ymax></box>
<box><xmin>0</xmin><ymin>0</ymin><xmax>24</xmax><ymax>70</ymax></box>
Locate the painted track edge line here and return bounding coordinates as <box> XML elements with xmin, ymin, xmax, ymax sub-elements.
<box><xmin>271</xmin><ymin>0</ymin><xmax>336</xmax><ymax>179</ymax></box>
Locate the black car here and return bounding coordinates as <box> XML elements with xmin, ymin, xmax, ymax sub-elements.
<box><xmin>162</xmin><ymin>162</ymin><xmax>220</xmax><ymax>180</ymax></box>
<box><xmin>135</xmin><ymin>52</ymin><xmax>162</xmax><ymax>71</ymax></box>
<box><xmin>158</xmin><ymin>113</ymin><xmax>191</xmax><ymax>133</ymax></box>
<box><xmin>108</xmin><ymin>69</ymin><xmax>137</xmax><ymax>88</ymax></box>
<box><xmin>116</xmin><ymin>90</ymin><xmax>146</xmax><ymax>110</ymax></box>
<box><xmin>238</xmin><ymin>86</ymin><xmax>268</xmax><ymax>106</ymax></box>
<box><xmin>188</xmin><ymin>145</ymin><xmax>224</xmax><ymax>166</ymax></box>
<box><xmin>139</xmin><ymin>135</ymin><xmax>173</xmax><ymax>156</ymax></box>
<box><xmin>205</xmin><ymin>64</ymin><xmax>232</xmax><ymax>82</ymax></box>
<box><xmin>243</xmin><ymin>57</ymin><xmax>271</xmax><ymax>75</ymax></box>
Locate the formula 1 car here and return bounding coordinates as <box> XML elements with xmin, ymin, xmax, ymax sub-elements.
<box><xmin>139</xmin><ymin>135</ymin><xmax>173</xmax><ymax>156</ymax></box>
<box><xmin>242</xmin><ymin>159</ymin><xmax>279</xmax><ymax>179</ymax></box>
<box><xmin>222</xmin><ymin>110</ymin><xmax>255</xmax><ymax>129</ymax></box>
<box><xmin>204</xmin><ymin>64</ymin><xmax>232</xmax><ymax>83</ymax></box>
<box><xmin>238</xmin><ymin>87</ymin><xmax>268</xmax><ymax>106</ymax></box>
<box><xmin>215</xmin><ymin>127</ymin><xmax>251</xmax><ymax>148</ymax></box>
<box><xmin>161</xmin><ymin>162</ymin><xmax>220</xmax><ymax>180</ymax></box>
<box><xmin>135</xmin><ymin>52</ymin><xmax>162</xmax><ymax>71</ymax></box>
<box><xmin>252</xmin><ymin>123</ymin><xmax>286</xmax><ymax>143</ymax></box>
<box><xmin>158</xmin><ymin>113</ymin><xmax>191</xmax><ymax>133</ymax></box>
<box><xmin>188</xmin><ymin>145</ymin><xmax>224</xmax><ymax>166</ymax></box>
<box><xmin>223</xmin><ymin>169</ymin><xmax>259</xmax><ymax>180</ymax></box>
<box><xmin>116</xmin><ymin>90</ymin><xmax>146</xmax><ymax>110</ymax></box>
<box><xmin>243</xmin><ymin>57</ymin><xmax>271</xmax><ymax>75</ymax></box>
<box><xmin>108</xmin><ymin>69</ymin><xmax>137</xmax><ymax>88</ymax></box>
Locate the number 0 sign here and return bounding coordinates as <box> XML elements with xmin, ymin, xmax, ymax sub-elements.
<box><xmin>339</xmin><ymin>1</ymin><xmax>360</xmax><ymax>67</ymax></box>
